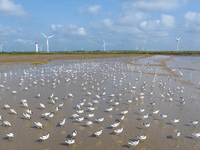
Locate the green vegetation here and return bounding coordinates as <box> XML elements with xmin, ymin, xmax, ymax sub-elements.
<box><xmin>1</xmin><ymin>50</ymin><xmax>200</xmax><ymax>55</ymax></box>
<box><xmin>31</xmin><ymin>61</ymin><xmax>43</xmax><ymax>65</ymax></box>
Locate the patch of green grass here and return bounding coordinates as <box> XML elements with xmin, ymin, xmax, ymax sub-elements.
<box><xmin>32</xmin><ymin>61</ymin><xmax>43</xmax><ymax>65</ymax></box>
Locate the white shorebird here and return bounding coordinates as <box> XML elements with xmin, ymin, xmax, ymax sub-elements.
<box><xmin>106</xmin><ymin>107</ymin><xmax>113</xmax><ymax>112</ymax></box>
<box><xmin>23</xmin><ymin>113</ymin><xmax>31</xmax><ymax>119</ymax></box>
<box><xmin>153</xmin><ymin>109</ymin><xmax>159</xmax><ymax>114</ymax></box>
<box><xmin>176</xmin><ymin>131</ymin><xmax>180</xmax><ymax>137</ymax></box>
<box><xmin>6</xmin><ymin>132</ymin><xmax>14</xmax><ymax>139</ymax></box>
<box><xmin>95</xmin><ymin>117</ymin><xmax>104</xmax><ymax>123</ymax></box>
<box><xmin>141</xmin><ymin>114</ymin><xmax>149</xmax><ymax>119</ymax></box>
<box><xmin>68</xmin><ymin>93</ymin><xmax>74</xmax><ymax>98</ymax></box>
<box><xmin>86</xmin><ymin>113</ymin><xmax>94</xmax><ymax>118</ymax></box>
<box><xmin>137</xmin><ymin>135</ymin><xmax>146</xmax><ymax>140</ymax></box>
<box><xmin>191</xmin><ymin>120</ymin><xmax>198</xmax><ymax>126</ymax></box>
<box><xmin>192</xmin><ymin>132</ymin><xmax>200</xmax><ymax>138</ymax></box>
<box><xmin>59</xmin><ymin>118</ymin><xmax>66</xmax><ymax>126</ymax></box>
<box><xmin>10</xmin><ymin>108</ymin><xmax>17</xmax><ymax>115</ymax></box>
<box><xmin>72</xmin><ymin>130</ymin><xmax>77</xmax><ymax>137</ymax></box>
<box><xmin>94</xmin><ymin>129</ymin><xmax>103</xmax><ymax>137</ymax></box>
<box><xmin>85</xmin><ymin>120</ymin><xmax>93</xmax><ymax>126</ymax></box>
<box><xmin>40</xmin><ymin>103</ymin><xmax>45</xmax><ymax>109</ymax></box>
<box><xmin>76</xmin><ymin>117</ymin><xmax>84</xmax><ymax>122</ymax></box>
<box><xmin>71</xmin><ymin>113</ymin><xmax>79</xmax><ymax>118</ymax></box>
<box><xmin>128</xmin><ymin>140</ymin><xmax>140</xmax><ymax>146</ymax></box>
<box><xmin>39</xmin><ymin>133</ymin><xmax>49</xmax><ymax>141</ymax></box>
<box><xmin>4</xmin><ymin>120</ymin><xmax>11</xmax><ymax>127</ymax></box>
<box><xmin>34</xmin><ymin>122</ymin><xmax>43</xmax><ymax>128</ymax></box>
<box><xmin>65</xmin><ymin>138</ymin><xmax>75</xmax><ymax>145</ymax></box>
<box><xmin>171</xmin><ymin>117</ymin><xmax>180</xmax><ymax>124</ymax></box>
<box><xmin>121</xmin><ymin>115</ymin><xmax>125</xmax><ymax>120</ymax></box>
<box><xmin>4</xmin><ymin>104</ymin><xmax>10</xmax><ymax>109</ymax></box>
<box><xmin>143</xmin><ymin>123</ymin><xmax>150</xmax><ymax>128</ymax></box>
<box><xmin>25</xmin><ymin>109</ymin><xmax>33</xmax><ymax>114</ymax></box>
<box><xmin>138</xmin><ymin>108</ymin><xmax>145</xmax><ymax>112</ymax></box>
<box><xmin>114</xmin><ymin>127</ymin><xmax>123</xmax><ymax>134</ymax></box>
<box><xmin>121</xmin><ymin>110</ymin><xmax>128</xmax><ymax>114</ymax></box>
<box><xmin>111</xmin><ymin>122</ymin><xmax>120</xmax><ymax>128</ymax></box>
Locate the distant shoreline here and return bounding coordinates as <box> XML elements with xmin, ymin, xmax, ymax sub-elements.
<box><xmin>0</xmin><ymin>51</ymin><xmax>199</xmax><ymax>67</ymax></box>
<box><xmin>0</xmin><ymin>50</ymin><xmax>200</xmax><ymax>56</ymax></box>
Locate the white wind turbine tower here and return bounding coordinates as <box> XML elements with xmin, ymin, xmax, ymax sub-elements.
<box><xmin>41</xmin><ymin>33</ymin><xmax>55</xmax><ymax>52</ymax></box>
<box><xmin>176</xmin><ymin>37</ymin><xmax>181</xmax><ymax>51</ymax></box>
<box><xmin>102</xmin><ymin>39</ymin><xmax>107</xmax><ymax>51</ymax></box>
<box><xmin>0</xmin><ymin>43</ymin><xmax>3</xmax><ymax>52</ymax></box>
<box><xmin>39</xmin><ymin>45</ymin><xmax>43</xmax><ymax>52</ymax></box>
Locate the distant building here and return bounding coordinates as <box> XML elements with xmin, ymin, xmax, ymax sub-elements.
<box><xmin>36</xmin><ymin>42</ymin><xmax>38</xmax><ymax>52</ymax></box>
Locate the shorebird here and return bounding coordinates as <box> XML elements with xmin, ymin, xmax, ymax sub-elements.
<box><xmin>6</xmin><ymin>132</ymin><xmax>14</xmax><ymax>139</ymax></box>
<box><xmin>72</xmin><ymin>130</ymin><xmax>77</xmax><ymax>137</ymax></box>
<box><xmin>106</xmin><ymin>107</ymin><xmax>113</xmax><ymax>112</ymax></box>
<box><xmin>143</xmin><ymin>123</ymin><xmax>150</xmax><ymax>128</ymax></box>
<box><xmin>111</xmin><ymin>122</ymin><xmax>120</xmax><ymax>128</ymax></box>
<box><xmin>86</xmin><ymin>113</ymin><xmax>94</xmax><ymax>118</ymax></box>
<box><xmin>4</xmin><ymin>120</ymin><xmax>11</xmax><ymax>127</ymax></box>
<box><xmin>39</xmin><ymin>133</ymin><xmax>49</xmax><ymax>141</ymax></box>
<box><xmin>34</xmin><ymin>122</ymin><xmax>43</xmax><ymax>128</ymax></box>
<box><xmin>153</xmin><ymin>109</ymin><xmax>159</xmax><ymax>114</ymax></box>
<box><xmin>23</xmin><ymin>113</ymin><xmax>31</xmax><ymax>119</ymax></box>
<box><xmin>94</xmin><ymin>129</ymin><xmax>102</xmax><ymax>137</ymax></box>
<box><xmin>191</xmin><ymin>120</ymin><xmax>198</xmax><ymax>126</ymax></box>
<box><xmin>121</xmin><ymin>110</ymin><xmax>128</xmax><ymax>114</ymax></box>
<box><xmin>10</xmin><ymin>108</ymin><xmax>17</xmax><ymax>115</ymax></box>
<box><xmin>114</xmin><ymin>127</ymin><xmax>123</xmax><ymax>134</ymax></box>
<box><xmin>137</xmin><ymin>135</ymin><xmax>146</xmax><ymax>140</ymax></box>
<box><xmin>128</xmin><ymin>140</ymin><xmax>140</xmax><ymax>146</ymax></box>
<box><xmin>65</xmin><ymin>138</ymin><xmax>75</xmax><ymax>145</ymax></box>
<box><xmin>59</xmin><ymin>118</ymin><xmax>66</xmax><ymax>126</ymax></box>
<box><xmin>85</xmin><ymin>120</ymin><xmax>93</xmax><ymax>126</ymax></box>
<box><xmin>176</xmin><ymin>131</ymin><xmax>180</xmax><ymax>137</ymax></box>
<box><xmin>95</xmin><ymin>117</ymin><xmax>104</xmax><ymax>123</ymax></box>
<box><xmin>171</xmin><ymin>117</ymin><xmax>180</xmax><ymax>124</ymax></box>
<box><xmin>138</xmin><ymin>108</ymin><xmax>145</xmax><ymax>112</ymax></box>
<box><xmin>40</xmin><ymin>103</ymin><xmax>45</xmax><ymax>109</ymax></box>
<box><xmin>192</xmin><ymin>132</ymin><xmax>200</xmax><ymax>138</ymax></box>
<box><xmin>25</xmin><ymin>109</ymin><xmax>33</xmax><ymax>114</ymax></box>
<box><xmin>76</xmin><ymin>117</ymin><xmax>84</xmax><ymax>122</ymax></box>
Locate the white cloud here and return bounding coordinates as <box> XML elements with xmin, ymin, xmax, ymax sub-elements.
<box><xmin>129</xmin><ymin>0</ymin><xmax>187</xmax><ymax>11</ymax></box>
<box><xmin>160</xmin><ymin>15</ymin><xmax>175</xmax><ymax>28</ymax></box>
<box><xmin>0</xmin><ymin>0</ymin><xmax>27</xmax><ymax>17</ymax></box>
<box><xmin>14</xmin><ymin>39</ymin><xmax>33</xmax><ymax>44</ymax></box>
<box><xmin>51</xmin><ymin>24</ymin><xmax>86</xmax><ymax>36</ymax></box>
<box><xmin>184</xmin><ymin>11</ymin><xmax>200</xmax><ymax>32</ymax></box>
<box><xmin>0</xmin><ymin>24</ymin><xmax>17</xmax><ymax>36</ymax></box>
<box><xmin>88</xmin><ymin>5</ymin><xmax>101</xmax><ymax>14</ymax></box>
<box><xmin>117</xmin><ymin>11</ymin><xmax>147</xmax><ymax>25</ymax></box>
<box><xmin>139</xmin><ymin>14</ymin><xmax>175</xmax><ymax>31</ymax></box>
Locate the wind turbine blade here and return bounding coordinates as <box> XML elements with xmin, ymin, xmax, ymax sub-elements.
<box><xmin>48</xmin><ymin>35</ymin><xmax>55</xmax><ymax>38</ymax></box>
<box><xmin>41</xmin><ymin>32</ymin><xmax>47</xmax><ymax>38</ymax></box>
<box><xmin>103</xmin><ymin>39</ymin><xmax>105</xmax><ymax>44</ymax></box>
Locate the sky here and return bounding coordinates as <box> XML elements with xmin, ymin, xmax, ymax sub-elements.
<box><xmin>0</xmin><ymin>0</ymin><xmax>200</xmax><ymax>52</ymax></box>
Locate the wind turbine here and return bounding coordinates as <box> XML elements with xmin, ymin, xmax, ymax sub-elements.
<box><xmin>41</xmin><ymin>33</ymin><xmax>55</xmax><ymax>52</ymax></box>
<box><xmin>0</xmin><ymin>43</ymin><xmax>3</xmax><ymax>52</ymax></box>
<box><xmin>176</xmin><ymin>37</ymin><xmax>181</xmax><ymax>51</ymax></box>
<box><xmin>39</xmin><ymin>45</ymin><xmax>43</xmax><ymax>52</ymax></box>
<box><xmin>102</xmin><ymin>39</ymin><xmax>107</xmax><ymax>51</ymax></box>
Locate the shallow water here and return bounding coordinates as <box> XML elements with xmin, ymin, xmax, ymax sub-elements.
<box><xmin>0</xmin><ymin>56</ymin><xmax>200</xmax><ymax>150</ymax></box>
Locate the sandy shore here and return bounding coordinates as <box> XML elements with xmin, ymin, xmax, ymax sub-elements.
<box><xmin>0</xmin><ymin>54</ymin><xmax>152</xmax><ymax>66</ymax></box>
<box><xmin>0</xmin><ymin>54</ymin><xmax>200</xmax><ymax>149</ymax></box>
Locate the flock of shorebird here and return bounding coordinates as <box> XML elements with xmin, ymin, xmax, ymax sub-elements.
<box><xmin>0</xmin><ymin>57</ymin><xmax>199</xmax><ymax>149</ymax></box>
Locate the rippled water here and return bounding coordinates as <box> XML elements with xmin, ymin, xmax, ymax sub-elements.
<box><xmin>0</xmin><ymin>56</ymin><xmax>200</xmax><ymax>150</ymax></box>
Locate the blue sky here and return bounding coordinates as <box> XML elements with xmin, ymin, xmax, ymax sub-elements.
<box><xmin>0</xmin><ymin>0</ymin><xmax>200</xmax><ymax>52</ymax></box>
